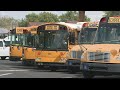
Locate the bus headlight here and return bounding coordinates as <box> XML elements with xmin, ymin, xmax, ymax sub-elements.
<box><xmin>35</xmin><ymin>58</ymin><xmax>41</xmax><ymax>62</ymax></box>
<box><xmin>59</xmin><ymin>58</ymin><xmax>67</xmax><ymax>62</ymax></box>
<box><xmin>21</xmin><ymin>57</ymin><xmax>25</xmax><ymax>60</ymax></box>
<box><xmin>20</xmin><ymin>58</ymin><xmax>23</xmax><ymax>60</ymax></box>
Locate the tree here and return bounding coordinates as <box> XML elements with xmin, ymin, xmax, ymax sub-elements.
<box><xmin>0</xmin><ymin>16</ymin><xmax>18</xmax><ymax>29</ymax></box>
<box><xmin>18</xmin><ymin>19</ymin><xmax>28</xmax><ymax>27</ymax></box>
<box><xmin>85</xmin><ymin>16</ymin><xmax>91</xmax><ymax>22</ymax></box>
<box><xmin>103</xmin><ymin>11</ymin><xmax>120</xmax><ymax>17</ymax></box>
<box><xmin>38</xmin><ymin>12</ymin><xmax>59</xmax><ymax>22</ymax></box>
<box><xmin>26</xmin><ymin>13</ymin><xmax>39</xmax><ymax>22</ymax></box>
<box><xmin>59</xmin><ymin>11</ymin><xmax>90</xmax><ymax>22</ymax></box>
<box><xmin>18</xmin><ymin>12</ymin><xmax>59</xmax><ymax>26</ymax></box>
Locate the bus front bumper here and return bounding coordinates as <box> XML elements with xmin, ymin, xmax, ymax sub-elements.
<box><xmin>80</xmin><ymin>62</ymin><xmax>120</xmax><ymax>75</ymax></box>
<box><xmin>9</xmin><ymin>56</ymin><xmax>21</xmax><ymax>61</ymax></box>
<box><xmin>36</xmin><ymin>62</ymin><xmax>67</xmax><ymax>69</ymax></box>
<box><xmin>66</xmin><ymin>60</ymin><xmax>81</xmax><ymax>72</ymax></box>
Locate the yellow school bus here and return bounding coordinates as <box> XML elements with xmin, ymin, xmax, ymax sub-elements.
<box><xmin>66</xmin><ymin>22</ymin><xmax>98</xmax><ymax>73</ymax></box>
<box><xmin>22</xmin><ymin>26</ymin><xmax>38</xmax><ymax>65</ymax></box>
<box><xmin>35</xmin><ymin>22</ymin><xmax>86</xmax><ymax>71</ymax></box>
<box><xmin>10</xmin><ymin>27</ymin><xmax>31</xmax><ymax>61</ymax></box>
<box><xmin>80</xmin><ymin>16</ymin><xmax>120</xmax><ymax>78</ymax></box>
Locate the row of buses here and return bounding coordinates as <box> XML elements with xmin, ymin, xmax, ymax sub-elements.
<box><xmin>9</xmin><ymin>16</ymin><xmax>120</xmax><ymax>78</ymax></box>
<box><xmin>10</xmin><ymin>22</ymin><xmax>98</xmax><ymax>73</ymax></box>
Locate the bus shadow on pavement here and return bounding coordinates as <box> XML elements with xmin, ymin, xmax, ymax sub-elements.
<box><xmin>0</xmin><ymin>60</ymin><xmax>84</xmax><ymax>75</ymax></box>
<box><xmin>0</xmin><ymin>59</ymin><xmax>9</xmax><ymax>60</ymax></box>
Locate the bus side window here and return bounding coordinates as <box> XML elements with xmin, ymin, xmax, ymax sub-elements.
<box><xmin>117</xmin><ymin>28</ymin><xmax>120</xmax><ymax>40</ymax></box>
<box><xmin>80</xmin><ymin>32</ymin><xmax>85</xmax><ymax>42</ymax></box>
<box><xmin>69</xmin><ymin>32</ymin><xmax>75</xmax><ymax>45</ymax></box>
<box><xmin>0</xmin><ymin>41</ymin><xmax>3</xmax><ymax>47</ymax></box>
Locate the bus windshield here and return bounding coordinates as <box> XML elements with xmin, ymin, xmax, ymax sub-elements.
<box><xmin>10</xmin><ymin>34</ymin><xmax>23</xmax><ymax>45</ymax></box>
<box><xmin>36</xmin><ymin>30</ymin><xmax>68</xmax><ymax>51</ymax></box>
<box><xmin>4</xmin><ymin>41</ymin><xmax>10</xmax><ymax>46</ymax></box>
<box><xmin>79</xmin><ymin>28</ymin><xmax>97</xmax><ymax>44</ymax></box>
<box><xmin>23</xmin><ymin>33</ymin><xmax>35</xmax><ymax>47</ymax></box>
<box><xmin>95</xmin><ymin>24</ymin><xmax>120</xmax><ymax>44</ymax></box>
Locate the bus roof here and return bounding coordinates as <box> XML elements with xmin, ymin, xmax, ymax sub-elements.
<box><xmin>38</xmin><ymin>22</ymin><xmax>88</xmax><ymax>31</ymax></box>
<box><xmin>58</xmin><ymin>22</ymin><xmax>87</xmax><ymax>31</ymax></box>
<box><xmin>29</xmin><ymin>26</ymin><xmax>38</xmax><ymax>34</ymax></box>
<box><xmin>11</xmin><ymin>27</ymin><xmax>31</xmax><ymax>34</ymax></box>
<box><xmin>100</xmin><ymin>16</ymin><xmax>120</xmax><ymax>23</ymax></box>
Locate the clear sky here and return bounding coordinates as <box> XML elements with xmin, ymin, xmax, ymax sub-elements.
<box><xmin>0</xmin><ymin>11</ymin><xmax>104</xmax><ymax>22</ymax></box>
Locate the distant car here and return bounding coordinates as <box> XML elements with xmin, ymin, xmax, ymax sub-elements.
<box><xmin>0</xmin><ymin>36</ymin><xmax>10</xmax><ymax>60</ymax></box>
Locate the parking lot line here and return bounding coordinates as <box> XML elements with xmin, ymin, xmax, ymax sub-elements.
<box><xmin>61</xmin><ymin>77</ymin><xmax>73</xmax><ymax>78</ymax></box>
<box><xmin>0</xmin><ymin>70</ymin><xmax>28</xmax><ymax>72</ymax></box>
<box><xmin>0</xmin><ymin>73</ymin><xmax>13</xmax><ymax>76</ymax></box>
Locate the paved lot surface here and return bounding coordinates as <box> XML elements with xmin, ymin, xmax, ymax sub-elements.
<box><xmin>0</xmin><ymin>59</ymin><xmax>120</xmax><ymax>78</ymax></box>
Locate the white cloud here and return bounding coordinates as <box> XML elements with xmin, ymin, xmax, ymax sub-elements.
<box><xmin>85</xmin><ymin>11</ymin><xmax>104</xmax><ymax>21</ymax></box>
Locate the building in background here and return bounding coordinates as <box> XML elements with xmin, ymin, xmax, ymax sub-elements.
<box><xmin>28</xmin><ymin>22</ymin><xmax>45</xmax><ymax>26</ymax></box>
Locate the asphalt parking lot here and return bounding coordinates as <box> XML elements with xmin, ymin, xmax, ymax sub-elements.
<box><xmin>0</xmin><ymin>59</ymin><xmax>83</xmax><ymax>78</ymax></box>
<box><xmin>0</xmin><ymin>59</ymin><xmax>120</xmax><ymax>78</ymax></box>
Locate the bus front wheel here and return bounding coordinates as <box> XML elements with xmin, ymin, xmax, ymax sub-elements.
<box><xmin>67</xmin><ymin>67</ymin><xmax>76</xmax><ymax>74</ymax></box>
<box><xmin>50</xmin><ymin>66</ymin><xmax>57</xmax><ymax>72</ymax></box>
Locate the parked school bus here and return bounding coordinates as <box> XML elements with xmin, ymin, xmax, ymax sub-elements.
<box><xmin>80</xmin><ymin>16</ymin><xmax>120</xmax><ymax>78</ymax></box>
<box><xmin>66</xmin><ymin>22</ymin><xmax>98</xmax><ymax>73</ymax></box>
<box><xmin>22</xmin><ymin>26</ymin><xmax>38</xmax><ymax>65</ymax></box>
<box><xmin>9</xmin><ymin>27</ymin><xmax>30</xmax><ymax>61</ymax></box>
<box><xmin>35</xmin><ymin>22</ymin><xmax>86</xmax><ymax>71</ymax></box>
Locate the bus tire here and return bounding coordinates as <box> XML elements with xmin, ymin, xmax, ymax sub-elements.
<box><xmin>83</xmin><ymin>71</ymin><xmax>94</xmax><ymax>78</ymax></box>
<box><xmin>67</xmin><ymin>67</ymin><xmax>76</xmax><ymax>74</ymax></box>
<box><xmin>50</xmin><ymin>66</ymin><xmax>57</xmax><ymax>72</ymax></box>
<box><xmin>22</xmin><ymin>61</ymin><xmax>27</xmax><ymax>66</ymax></box>
<box><xmin>37</xmin><ymin>65</ymin><xmax>43</xmax><ymax>69</ymax></box>
<box><xmin>1</xmin><ymin>57</ymin><xmax>6</xmax><ymax>60</ymax></box>
<box><xmin>69</xmin><ymin>69</ymin><xmax>76</xmax><ymax>74</ymax></box>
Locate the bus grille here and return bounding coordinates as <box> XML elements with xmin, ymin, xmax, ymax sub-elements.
<box><xmin>88</xmin><ymin>52</ymin><xmax>110</xmax><ymax>62</ymax></box>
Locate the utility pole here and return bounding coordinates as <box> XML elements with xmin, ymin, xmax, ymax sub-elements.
<box><xmin>79</xmin><ymin>11</ymin><xmax>85</xmax><ymax>22</ymax></box>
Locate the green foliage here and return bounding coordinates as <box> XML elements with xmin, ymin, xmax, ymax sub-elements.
<box><xmin>0</xmin><ymin>16</ymin><xmax>18</xmax><ymax>29</ymax></box>
<box><xmin>103</xmin><ymin>11</ymin><xmax>120</xmax><ymax>17</ymax></box>
<box><xmin>59</xmin><ymin>11</ymin><xmax>78</xmax><ymax>22</ymax></box>
<box><xmin>18</xmin><ymin>11</ymin><xmax>90</xmax><ymax>26</ymax></box>
<box><xmin>18</xmin><ymin>12</ymin><xmax>59</xmax><ymax>26</ymax></box>
<box><xmin>38</xmin><ymin>12</ymin><xmax>59</xmax><ymax>22</ymax></box>
<box><xmin>18</xmin><ymin>19</ymin><xmax>28</xmax><ymax>27</ymax></box>
<box><xmin>26</xmin><ymin>13</ymin><xmax>39</xmax><ymax>22</ymax></box>
<box><xmin>59</xmin><ymin>11</ymin><xmax>91</xmax><ymax>22</ymax></box>
<box><xmin>0</xmin><ymin>11</ymin><xmax>91</xmax><ymax>29</ymax></box>
<box><xmin>25</xmin><ymin>12</ymin><xmax>59</xmax><ymax>22</ymax></box>
<box><xmin>85</xmin><ymin>16</ymin><xmax>91</xmax><ymax>22</ymax></box>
